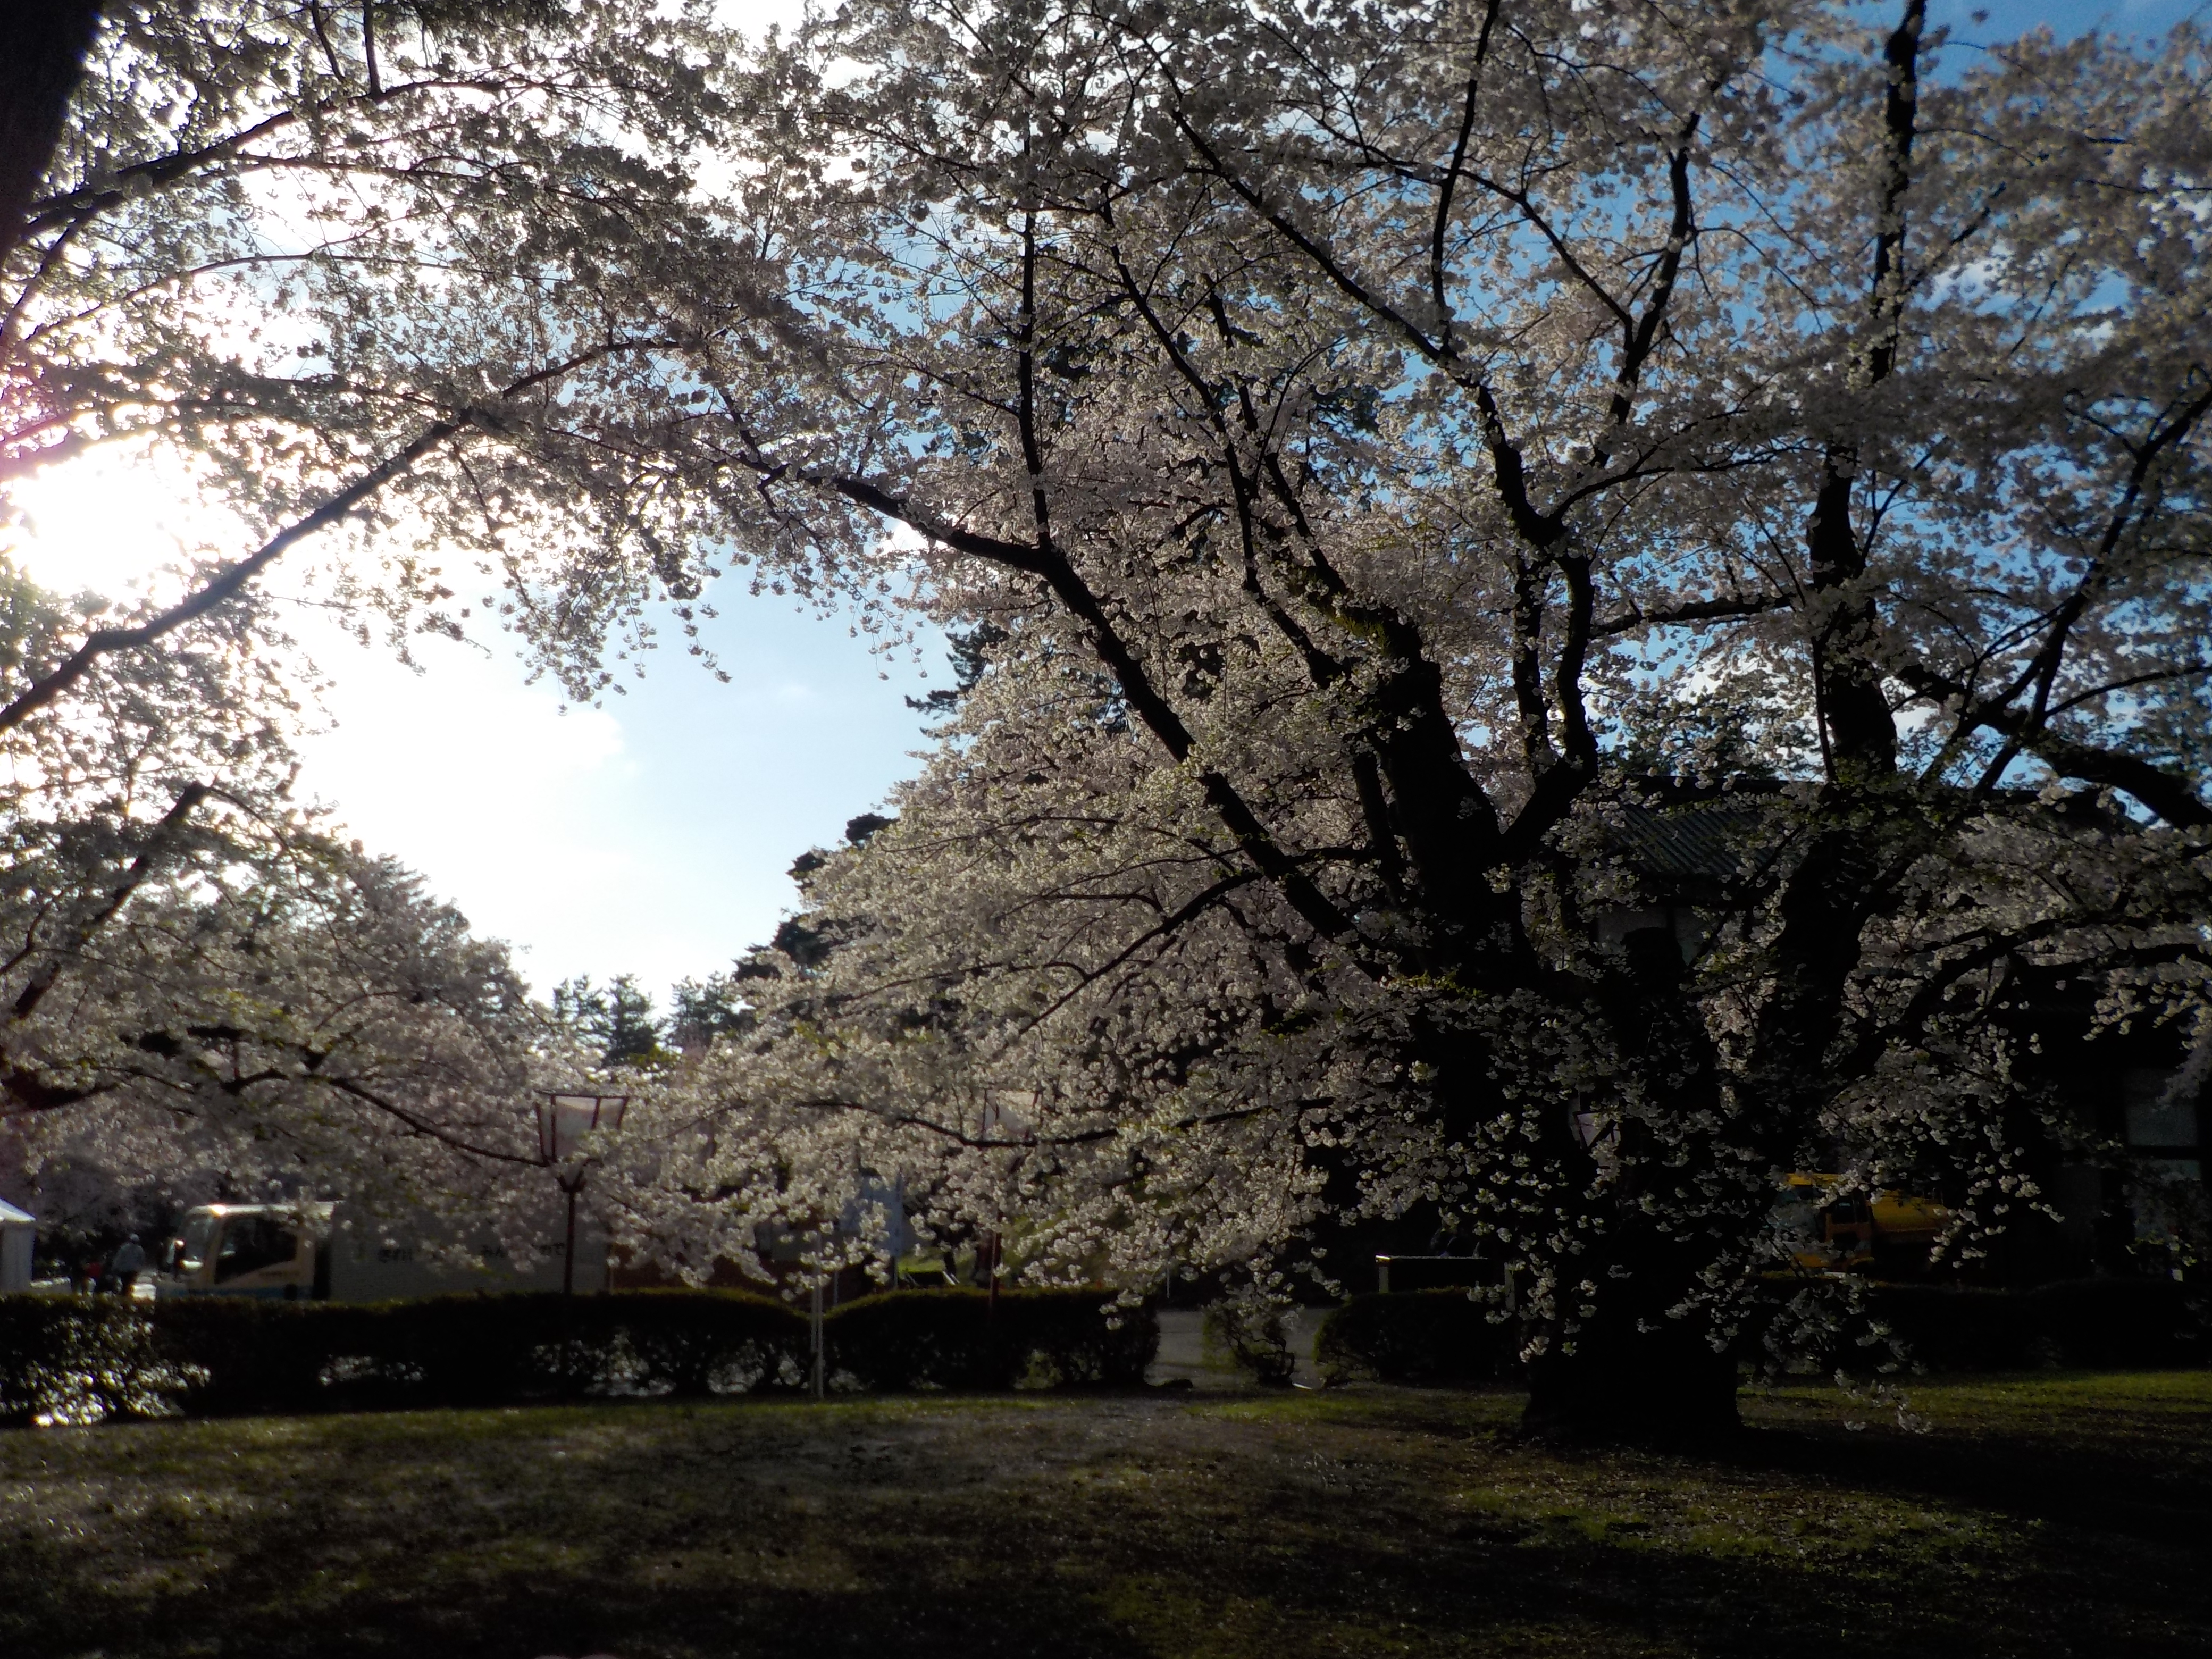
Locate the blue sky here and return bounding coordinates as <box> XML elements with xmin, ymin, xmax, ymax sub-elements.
<box><xmin>10</xmin><ymin>0</ymin><xmax>2199</xmax><ymax>1009</ymax></box>
<box><xmin>292</xmin><ymin>598</ymin><xmax>945</xmax><ymax>1004</ymax></box>
<box><xmin>1930</xmin><ymin>0</ymin><xmax>2202</xmax><ymax>40</ymax></box>
<box><xmin>8</xmin><ymin>439</ymin><xmax>943</xmax><ymax>1002</ymax></box>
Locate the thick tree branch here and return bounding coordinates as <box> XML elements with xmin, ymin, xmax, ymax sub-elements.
<box><xmin>1016</xmin><ymin>870</ymin><xmax>1264</xmax><ymax>1035</ymax></box>
<box><xmin>0</xmin><ymin>338</ymin><xmax>661</xmax><ymax>738</ymax></box>
<box><xmin>1103</xmin><ymin>250</ymin><xmax>1348</xmax><ymax>693</ymax></box>
<box><xmin>20</xmin><ymin>108</ymin><xmax>299</xmax><ymax>240</ymax></box>
<box><xmin>1804</xmin><ymin>0</ymin><xmax>1927</xmax><ymax>780</ymax></box>
<box><xmin>0</xmin><ymin>780</ymin><xmax>216</xmax><ymax>1119</ymax></box>
<box><xmin>1903</xmin><ymin>665</ymin><xmax>2212</xmax><ymax>827</ymax></box>
<box><xmin>322</xmin><ymin>1075</ymin><xmax>541</xmax><ymax>1167</ymax></box>
<box><xmin>2006</xmin><ymin>379</ymin><xmax>2212</xmax><ymax>734</ymax></box>
<box><xmin>10</xmin><ymin>782</ymin><xmax>211</xmax><ymax>1024</ymax></box>
<box><xmin>0</xmin><ymin>0</ymin><xmax>101</xmax><ymax>272</ymax></box>
<box><xmin>1607</xmin><ymin>125</ymin><xmax>1699</xmax><ymax>430</ymax></box>
<box><xmin>1594</xmin><ymin>592</ymin><xmax>1789</xmax><ymax>636</ymax></box>
<box><xmin>809</xmin><ymin>471</ymin><xmax>1360</xmax><ymax>946</ymax></box>
<box><xmin>1428</xmin><ymin>0</ymin><xmax>1502</xmax><ymax>364</ymax></box>
<box><xmin>0</xmin><ymin>419</ymin><xmax>460</xmax><ymax>736</ymax></box>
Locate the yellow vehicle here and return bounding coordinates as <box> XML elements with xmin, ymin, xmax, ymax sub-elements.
<box><xmin>1774</xmin><ymin>1174</ymin><xmax>1949</xmax><ymax>1275</ymax></box>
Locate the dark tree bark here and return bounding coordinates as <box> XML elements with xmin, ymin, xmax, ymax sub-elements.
<box><xmin>0</xmin><ymin>0</ymin><xmax>102</xmax><ymax>272</ymax></box>
<box><xmin>1516</xmin><ymin>928</ymin><xmax>1753</xmax><ymax>1440</ymax></box>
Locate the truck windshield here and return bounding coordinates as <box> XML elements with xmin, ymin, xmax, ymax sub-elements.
<box><xmin>215</xmin><ymin>1215</ymin><xmax>298</xmax><ymax>1283</ymax></box>
<box><xmin>1770</xmin><ymin>1196</ymin><xmax>1820</xmax><ymax>1242</ymax></box>
<box><xmin>178</xmin><ymin>1214</ymin><xmax>217</xmax><ymax>1275</ymax></box>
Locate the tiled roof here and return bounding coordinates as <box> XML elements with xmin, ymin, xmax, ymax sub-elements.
<box><xmin>1613</xmin><ymin>803</ymin><xmax>1761</xmax><ymax>879</ymax></box>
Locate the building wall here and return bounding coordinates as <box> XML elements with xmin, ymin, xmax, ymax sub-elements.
<box><xmin>1</xmin><ymin>1220</ymin><xmax>33</xmax><ymax>1291</ymax></box>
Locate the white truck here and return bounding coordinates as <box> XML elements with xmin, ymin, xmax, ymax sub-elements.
<box><xmin>160</xmin><ymin>1202</ymin><xmax>609</xmax><ymax>1300</ymax></box>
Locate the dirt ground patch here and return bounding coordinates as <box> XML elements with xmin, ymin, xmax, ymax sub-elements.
<box><xmin>2</xmin><ymin>1371</ymin><xmax>2206</xmax><ymax>1658</ymax></box>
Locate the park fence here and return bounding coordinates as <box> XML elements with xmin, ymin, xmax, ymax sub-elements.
<box><xmin>0</xmin><ymin>1287</ymin><xmax>1158</xmax><ymax>1425</ymax></box>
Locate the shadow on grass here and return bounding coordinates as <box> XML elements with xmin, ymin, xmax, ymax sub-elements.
<box><xmin>1721</xmin><ymin>1419</ymin><xmax>2212</xmax><ymax>1545</ymax></box>
<box><xmin>1</xmin><ymin>1518</ymin><xmax>1149</xmax><ymax>1659</ymax></box>
<box><xmin>2</xmin><ymin>1384</ymin><xmax>2208</xmax><ymax>1659</ymax></box>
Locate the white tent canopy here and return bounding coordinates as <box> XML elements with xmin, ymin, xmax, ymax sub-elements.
<box><xmin>0</xmin><ymin>1199</ymin><xmax>35</xmax><ymax>1293</ymax></box>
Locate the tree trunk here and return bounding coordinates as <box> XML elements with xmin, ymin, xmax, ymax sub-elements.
<box><xmin>0</xmin><ymin>0</ymin><xmax>103</xmax><ymax>271</ymax></box>
<box><xmin>1513</xmin><ymin>935</ymin><xmax>1748</xmax><ymax>1444</ymax></box>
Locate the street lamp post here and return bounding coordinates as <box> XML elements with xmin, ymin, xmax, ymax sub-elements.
<box><xmin>535</xmin><ymin>1093</ymin><xmax>629</xmax><ymax>1296</ymax></box>
<box><xmin>810</xmin><ymin>1271</ymin><xmax>825</xmax><ymax>1402</ymax></box>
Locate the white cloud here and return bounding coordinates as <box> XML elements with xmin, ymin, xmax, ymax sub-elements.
<box><xmin>290</xmin><ymin>616</ymin><xmax>641</xmax><ymax>962</ymax></box>
<box><xmin>5</xmin><ymin>442</ymin><xmax>939</xmax><ymax>1003</ymax></box>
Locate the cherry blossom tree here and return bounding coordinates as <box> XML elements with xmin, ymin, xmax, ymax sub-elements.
<box><xmin>0</xmin><ymin>559</ymin><xmax>581</xmax><ymax>1242</ymax></box>
<box><xmin>2</xmin><ymin>0</ymin><xmax>755</xmax><ymax>717</ymax></box>
<box><xmin>15</xmin><ymin>0</ymin><xmax>2210</xmax><ymax>1435</ymax></box>
<box><xmin>0</xmin><ymin>3</ymin><xmax>736</xmax><ymax>1248</ymax></box>
<box><xmin>576</xmin><ymin>0</ymin><xmax>2211</xmax><ymax>1435</ymax></box>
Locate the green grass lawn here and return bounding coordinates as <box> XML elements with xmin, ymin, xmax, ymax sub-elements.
<box><xmin>2</xmin><ymin>1372</ymin><xmax>2207</xmax><ymax>1658</ymax></box>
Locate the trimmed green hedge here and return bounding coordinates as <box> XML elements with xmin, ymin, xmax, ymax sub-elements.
<box><xmin>1</xmin><ymin>1286</ymin><xmax>1158</xmax><ymax>1423</ymax></box>
<box><xmin>1314</xmin><ymin>1277</ymin><xmax>2209</xmax><ymax>1387</ymax></box>
<box><xmin>0</xmin><ymin>1295</ymin><xmax>180</xmax><ymax>1426</ymax></box>
<box><xmin>1</xmin><ymin>1290</ymin><xmax>808</xmax><ymax>1423</ymax></box>
<box><xmin>1316</xmin><ymin>1290</ymin><xmax>1520</xmax><ymax>1386</ymax></box>
<box><xmin>153</xmin><ymin>1289</ymin><xmax>813</xmax><ymax>1415</ymax></box>
<box><xmin>1847</xmin><ymin>1278</ymin><xmax>2207</xmax><ymax>1372</ymax></box>
<box><xmin>826</xmin><ymin>1288</ymin><xmax>1157</xmax><ymax>1392</ymax></box>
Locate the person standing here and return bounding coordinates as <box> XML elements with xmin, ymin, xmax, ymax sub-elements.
<box><xmin>108</xmin><ymin>1233</ymin><xmax>147</xmax><ymax>1296</ymax></box>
